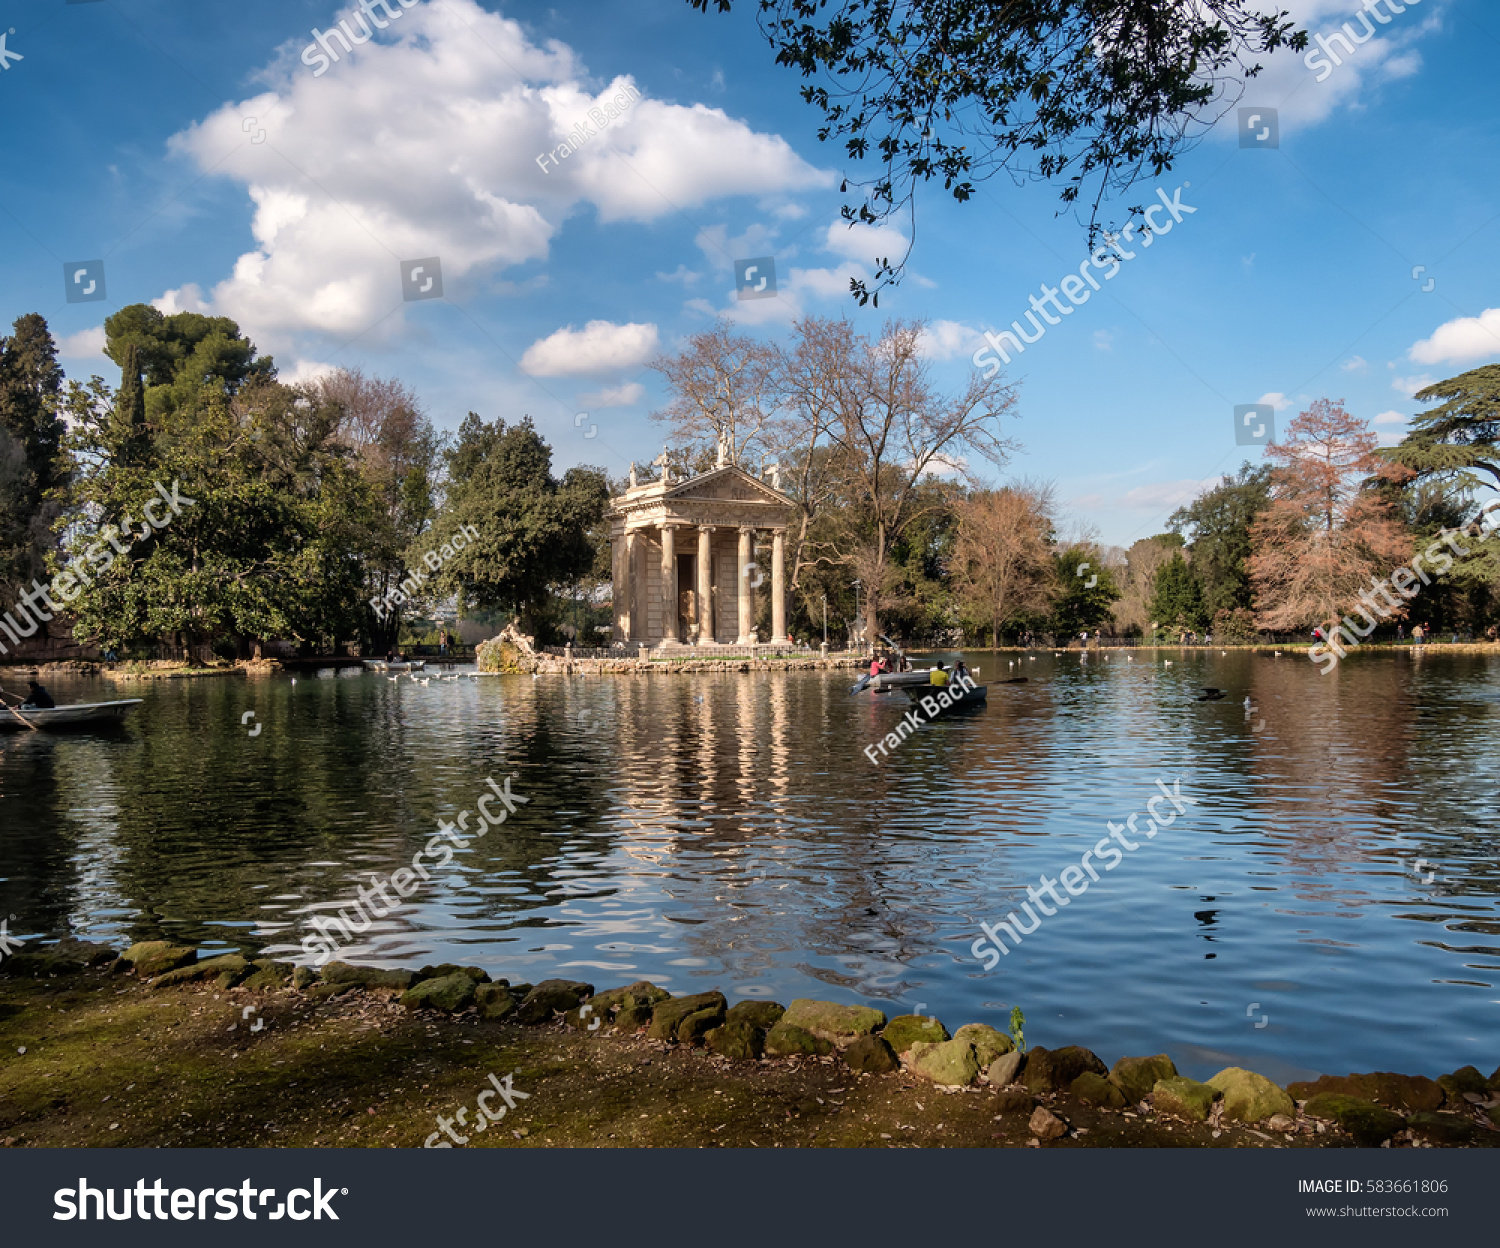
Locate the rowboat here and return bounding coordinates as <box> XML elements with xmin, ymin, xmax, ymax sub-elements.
<box><xmin>0</xmin><ymin>699</ymin><xmax>143</xmax><ymax>731</ymax></box>
<box><xmin>362</xmin><ymin>660</ymin><xmax>426</xmax><ymax>672</ymax></box>
<box><xmin>903</xmin><ymin>681</ymin><xmax>988</xmax><ymax>717</ymax></box>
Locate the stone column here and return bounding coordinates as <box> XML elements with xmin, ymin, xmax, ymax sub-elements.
<box><xmin>623</xmin><ymin>530</ymin><xmax>637</xmax><ymax>643</ymax></box>
<box><xmin>737</xmin><ymin>527</ymin><xmax>755</xmax><ymax>644</ymax></box>
<box><xmin>697</xmin><ymin>525</ymin><xmax>714</xmax><ymax>645</ymax></box>
<box><xmin>660</xmin><ymin>524</ymin><xmax>677</xmax><ymax>644</ymax></box>
<box><xmin>771</xmin><ymin>528</ymin><xmax>788</xmax><ymax>644</ymax></box>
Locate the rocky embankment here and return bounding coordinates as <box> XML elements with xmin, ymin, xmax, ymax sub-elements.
<box><xmin>2</xmin><ymin>938</ymin><xmax>1497</xmax><ymax>1149</ymax></box>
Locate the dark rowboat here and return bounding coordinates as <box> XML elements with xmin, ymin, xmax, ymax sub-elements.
<box><xmin>0</xmin><ymin>699</ymin><xmax>143</xmax><ymax>731</ymax></box>
<box><xmin>903</xmin><ymin>682</ymin><xmax>987</xmax><ymax>717</ymax></box>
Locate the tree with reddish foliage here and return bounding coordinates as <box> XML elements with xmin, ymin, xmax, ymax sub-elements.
<box><xmin>1249</xmin><ymin>399</ymin><xmax>1411</xmax><ymax>637</ymax></box>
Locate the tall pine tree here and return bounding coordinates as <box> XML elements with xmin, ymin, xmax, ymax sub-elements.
<box><xmin>0</xmin><ymin>314</ymin><xmax>68</xmax><ymax>593</ymax></box>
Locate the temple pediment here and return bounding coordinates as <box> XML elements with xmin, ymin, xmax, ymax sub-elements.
<box><xmin>608</xmin><ymin>464</ymin><xmax>793</xmax><ymax>524</ymax></box>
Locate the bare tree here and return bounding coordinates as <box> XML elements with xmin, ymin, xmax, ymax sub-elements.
<box><xmin>1250</xmin><ymin>399</ymin><xmax>1410</xmax><ymax>634</ymax></box>
<box><xmin>952</xmin><ymin>481</ymin><xmax>1058</xmax><ymax>647</ymax></box>
<box><xmin>1114</xmin><ymin>537</ymin><xmax>1180</xmax><ymax>635</ymax></box>
<box><xmin>802</xmin><ymin>318</ymin><xmax>1019</xmax><ymax>642</ymax></box>
<box><xmin>648</xmin><ymin>321</ymin><xmax>779</xmax><ymax>468</ymax></box>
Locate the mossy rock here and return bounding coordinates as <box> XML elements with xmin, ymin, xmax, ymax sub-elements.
<box><xmin>1301</xmin><ymin>1094</ymin><xmax>1406</xmax><ymax>1146</ymax></box>
<box><xmin>516</xmin><ymin>979</ymin><xmax>594</xmax><ymax>1025</ymax></box>
<box><xmin>1288</xmin><ymin>1072</ymin><xmax>1443</xmax><ymax>1113</ymax></box>
<box><xmin>1406</xmin><ymin>1112</ymin><xmax>1475</xmax><ymax>1145</ymax></box>
<box><xmin>321</xmin><ymin>962</ymin><xmax>415</xmax><ymax>991</ymax></box>
<box><xmin>880</xmin><ymin>1014</ymin><xmax>949</xmax><ymax>1055</ymax></box>
<box><xmin>953</xmin><ymin>1023</ymin><xmax>1013</xmax><ymax>1068</ymax></box>
<box><xmin>292</xmin><ymin>966</ymin><xmax>319</xmax><ymax>990</ymax></box>
<box><xmin>646</xmin><ymin>992</ymin><xmax>728</xmax><ymax>1042</ymax></box>
<box><xmin>614</xmin><ymin>1004</ymin><xmax>655</xmax><ymax>1032</ymax></box>
<box><xmin>1151</xmin><ymin>1077</ymin><xmax>1219</xmax><ymax>1123</ymax></box>
<box><xmin>475</xmin><ymin>983</ymin><xmax>516</xmax><ymax>1020</ymax></box>
<box><xmin>591</xmin><ymin>981</ymin><xmax>671</xmax><ymax>1012</ymax></box>
<box><xmin>843</xmin><ymin>1034</ymin><xmax>899</xmax><ymax>1074</ymax></box>
<box><xmin>415</xmin><ymin>964</ymin><xmax>491</xmax><ymax>985</ymax></box>
<box><xmin>1109</xmin><ymin>1054</ymin><xmax>1177</xmax><ymax>1104</ymax></box>
<box><xmin>119</xmin><ymin>941</ymin><xmax>197</xmax><ymax>979</ymax></box>
<box><xmin>726</xmin><ymin>1000</ymin><xmax>786</xmax><ymax>1030</ymax></box>
<box><xmin>780</xmin><ymin>999</ymin><xmax>886</xmax><ymax>1046</ymax></box>
<box><xmin>151</xmin><ymin>954</ymin><xmax>249</xmax><ymax>989</ymax></box>
<box><xmin>987</xmin><ymin>1050</ymin><xmax>1023</xmax><ymax>1088</ymax></box>
<box><xmin>306</xmin><ymin>981</ymin><xmax>356</xmax><ymax>1001</ymax></box>
<box><xmin>401</xmin><ymin>972</ymin><xmax>478</xmax><ymax>1013</ymax></box>
<box><xmin>1489</xmin><ymin>1065</ymin><xmax>1500</xmax><ymax>1092</ymax></box>
<box><xmin>3</xmin><ymin>938</ymin><xmax>116</xmax><ymax>976</ymax></box>
<box><xmin>1022</xmin><ymin>1045</ymin><xmax>1106</xmax><ymax>1094</ymax></box>
<box><xmin>907</xmin><ymin>1037</ymin><xmax>980</xmax><ymax>1088</ymax></box>
<box><xmin>677</xmin><ymin>1005</ymin><xmax>729</xmax><ymax>1046</ymax></box>
<box><xmin>240</xmin><ymin>960</ymin><xmax>294</xmax><ymax>991</ymax></box>
<box><xmin>1437</xmin><ymin>1066</ymin><xmax>1488</xmax><ymax>1101</ymax></box>
<box><xmin>765</xmin><ymin>1020</ymin><xmax>834</xmax><ymax>1057</ymax></box>
<box><xmin>706</xmin><ymin>1020</ymin><xmax>765</xmax><ymax>1060</ymax></box>
<box><xmin>1206</xmin><ymin>1067</ymin><xmax>1295</xmax><ymax>1123</ymax></box>
<box><xmin>1071</xmin><ymin>1071</ymin><xmax>1127</xmax><ymax>1109</ymax></box>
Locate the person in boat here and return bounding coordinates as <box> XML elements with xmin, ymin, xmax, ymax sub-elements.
<box><xmin>21</xmin><ymin>679</ymin><xmax>55</xmax><ymax>709</ymax></box>
<box><xmin>952</xmin><ymin>659</ymin><xmax>970</xmax><ymax>688</ymax></box>
<box><xmin>929</xmin><ymin>662</ymin><xmax>949</xmax><ymax>688</ymax></box>
<box><xmin>869</xmin><ymin>653</ymin><xmax>887</xmax><ymax>679</ymax></box>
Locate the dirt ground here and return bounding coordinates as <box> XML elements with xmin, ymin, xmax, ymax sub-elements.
<box><xmin>4</xmin><ymin>969</ymin><xmax>1493</xmax><ymax>1151</ymax></box>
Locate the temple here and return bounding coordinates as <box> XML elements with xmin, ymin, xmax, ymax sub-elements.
<box><xmin>607</xmin><ymin>459</ymin><xmax>793</xmax><ymax>647</ymax></box>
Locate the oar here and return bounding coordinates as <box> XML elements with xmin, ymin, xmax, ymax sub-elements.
<box><xmin>0</xmin><ymin>686</ymin><xmax>39</xmax><ymax>730</ymax></box>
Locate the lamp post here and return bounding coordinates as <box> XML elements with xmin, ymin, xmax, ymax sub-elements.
<box><xmin>852</xmin><ymin>579</ymin><xmax>862</xmax><ymax>652</ymax></box>
<box><xmin>821</xmin><ymin>595</ymin><xmax>827</xmax><ymax>646</ymax></box>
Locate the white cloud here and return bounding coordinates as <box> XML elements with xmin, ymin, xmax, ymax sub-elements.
<box><xmin>578</xmin><ymin>382</ymin><xmax>645</xmax><ymax>409</ymax></box>
<box><xmin>1093</xmin><ymin>330</ymin><xmax>1114</xmax><ymax>351</ymax></box>
<box><xmin>1373</xmin><ymin>410</ymin><xmax>1406</xmax><ymax>425</ymax></box>
<box><xmin>280</xmin><ymin>359</ymin><xmax>341</xmax><ymax>386</ymax></box>
<box><xmin>1392</xmin><ymin>373</ymin><xmax>1435</xmax><ymax>398</ymax></box>
<box><xmin>1257</xmin><ymin>391</ymin><xmax>1293</xmax><ymax>411</ymax></box>
<box><xmin>520</xmin><ymin>321</ymin><xmax>659</xmax><ymax>377</ymax></box>
<box><xmin>1409</xmin><ymin>308</ymin><xmax>1500</xmax><ymax>366</ymax></box>
<box><xmin>164</xmin><ymin>0</ymin><xmax>830</xmax><ymax>347</ymax></box>
<box><xmin>1117</xmin><ymin>477</ymin><xmax>1221</xmax><ymax>511</ymax></box>
<box><xmin>916</xmin><ymin>320</ymin><xmax>982</xmax><ymax>361</ymax></box>
<box><xmin>56</xmin><ymin>325</ymin><xmax>108</xmax><ymax>360</ymax></box>
<box><xmin>154</xmin><ymin>284</ymin><xmax>212</xmax><ymax>315</ymax></box>
<box><xmin>1341</xmin><ymin>354</ymin><xmax>1367</xmax><ymax>372</ymax></box>
<box><xmin>822</xmin><ymin>220</ymin><xmax>908</xmax><ymax>267</ymax></box>
<box><xmin>657</xmin><ymin>264</ymin><xmax>700</xmax><ymax>286</ymax></box>
<box><xmin>694</xmin><ymin>223</ymin><xmax>782</xmax><ymax>276</ymax></box>
<box><xmin>1214</xmin><ymin>0</ymin><xmax>1439</xmax><ymax>133</ymax></box>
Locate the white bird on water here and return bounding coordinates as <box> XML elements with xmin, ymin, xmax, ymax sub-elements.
<box><xmin>1165</xmin><ymin>660</ymin><xmax>1173</xmax><ymax>666</ymax></box>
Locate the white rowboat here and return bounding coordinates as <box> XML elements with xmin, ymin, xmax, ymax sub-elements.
<box><xmin>0</xmin><ymin>699</ymin><xmax>143</xmax><ymax>731</ymax></box>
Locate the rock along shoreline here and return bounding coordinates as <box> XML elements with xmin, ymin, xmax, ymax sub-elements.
<box><xmin>3</xmin><ymin>937</ymin><xmax>1496</xmax><ymax>1150</ymax></box>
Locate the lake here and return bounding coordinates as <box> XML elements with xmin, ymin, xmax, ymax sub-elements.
<box><xmin>2</xmin><ymin>648</ymin><xmax>1497</xmax><ymax>1083</ymax></box>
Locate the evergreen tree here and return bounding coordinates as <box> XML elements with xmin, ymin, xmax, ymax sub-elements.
<box><xmin>1148</xmin><ymin>551</ymin><xmax>1207</xmax><ymax>631</ymax></box>
<box><xmin>0</xmin><ymin>314</ymin><xmax>68</xmax><ymax>593</ymax></box>
<box><xmin>109</xmin><ymin>342</ymin><xmax>152</xmax><ymax>468</ymax></box>
<box><xmin>418</xmin><ymin>415</ymin><xmax>608</xmax><ymax>634</ymax></box>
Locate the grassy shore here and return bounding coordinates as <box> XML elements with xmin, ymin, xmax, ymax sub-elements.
<box><xmin>3</xmin><ymin>953</ymin><xmax>1496</xmax><ymax>1150</ymax></box>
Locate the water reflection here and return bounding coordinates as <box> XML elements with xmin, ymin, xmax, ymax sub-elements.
<box><xmin>1</xmin><ymin>651</ymin><xmax>1498</xmax><ymax>1079</ymax></box>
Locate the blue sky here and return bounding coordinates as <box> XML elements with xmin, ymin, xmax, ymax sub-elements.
<box><xmin>2</xmin><ymin>0</ymin><xmax>1497</xmax><ymax>546</ymax></box>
